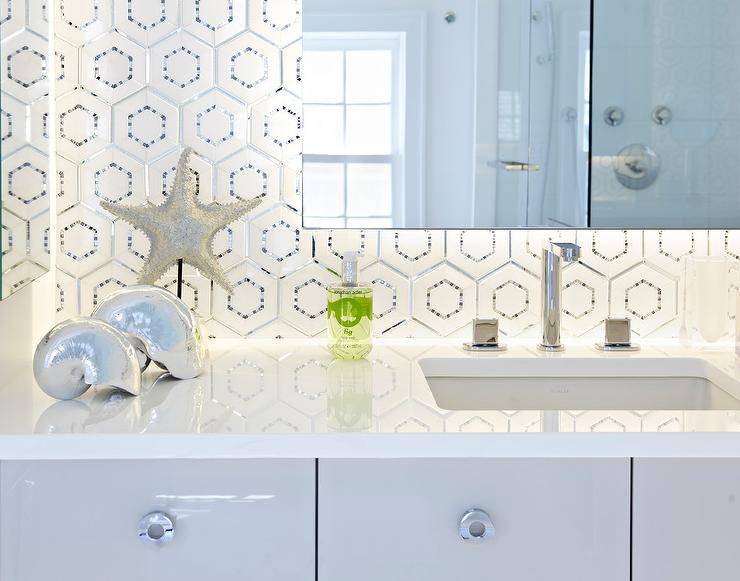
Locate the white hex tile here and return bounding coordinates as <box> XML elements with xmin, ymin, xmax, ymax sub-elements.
<box><xmin>212</xmin><ymin>217</ymin><xmax>248</xmax><ymax>270</ymax></box>
<box><xmin>81</xmin><ymin>148</ymin><xmax>146</xmax><ymax>214</ymax></box>
<box><xmin>148</xmin><ymin>148</ymin><xmax>213</xmax><ymax>205</ymax></box>
<box><xmin>182</xmin><ymin>89</ymin><xmax>248</xmax><ymax>162</ymax></box>
<box><xmin>56</xmin><ymin>90</ymin><xmax>111</xmax><ymax>163</ymax></box>
<box><xmin>380</xmin><ymin>230</ymin><xmax>445</xmax><ymax>276</ymax></box>
<box><xmin>361</xmin><ymin>262</ymin><xmax>411</xmax><ymax>333</ymax></box>
<box><xmin>278</xmin><ymin>262</ymin><xmax>335</xmax><ymax>336</ymax></box>
<box><xmin>55</xmin><ymin>0</ymin><xmax>112</xmax><ymax>46</ymax></box>
<box><xmin>183</xmin><ymin>0</ymin><xmax>248</xmax><ymax>46</ymax></box>
<box><xmin>211</xmin><ymin>348</ymin><xmax>279</xmax><ymax>418</ymax></box>
<box><xmin>113</xmin><ymin>217</ymin><xmax>150</xmax><ymax>272</ymax></box>
<box><xmin>248</xmin><ymin>401</ymin><xmax>310</xmax><ymax>433</ymax></box>
<box><xmin>114</xmin><ymin>0</ymin><xmax>178</xmax><ymax>47</ymax></box>
<box><xmin>560</xmin><ymin>411</ymin><xmax>642</xmax><ymax>433</ymax></box>
<box><xmin>578</xmin><ymin>230</ymin><xmax>643</xmax><ymax>277</ymax></box>
<box><xmin>113</xmin><ymin>90</ymin><xmax>179</xmax><ymax>161</ymax></box>
<box><xmin>250</xmin><ymin>92</ymin><xmax>302</xmax><ymax>161</ymax></box>
<box><xmin>248</xmin><ymin>0</ymin><xmax>301</xmax><ymax>47</ymax></box>
<box><xmin>445</xmin><ymin>411</ymin><xmax>516</xmax><ymax>433</ymax></box>
<box><xmin>149</xmin><ymin>31</ymin><xmax>214</xmax><ymax>104</ymax></box>
<box><xmin>478</xmin><ymin>262</ymin><xmax>540</xmax><ymax>336</ymax></box>
<box><xmin>157</xmin><ymin>264</ymin><xmax>212</xmax><ymax>319</ymax></box>
<box><xmin>2</xmin><ymin>146</ymin><xmax>49</xmax><ymax>219</ymax></box>
<box><xmin>79</xmin><ymin>261</ymin><xmax>137</xmax><ymax>315</ymax></box>
<box><xmin>55</xmin><ymin>38</ymin><xmax>79</xmax><ymax>97</ymax></box>
<box><xmin>446</xmin><ymin>230</ymin><xmax>510</xmax><ymax>279</ymax></box>
<box><xmin>81</xmin><ymin>32</ymin><xmax>146</xmax><ymax>103</ymax></box>
<box><xmin>282</xmin><ymin>39</ymin><xmax>302</xmax><ymax>97</ymax></box>
<box><xmin>610</xmin><ymin>263</ymin><xmax>678</xmax><ymax>336</ymax></box>
<box><xmin>313</xmin><ymin>230</ymin><xmax>379</xmax><ymax>272</ymax></box>
<box><xmin>412</xmin><ymin>264</ymin><xmax>476</xmax><ymax>336</ymax></box>
<box><xmin>213</xmin><ymin>261</ymin><xmax>278</xmax><ymax>335</ymax></box>
<box><xmin>248</xmin><ymin>205</ymin><xmax>311</xmax><ymax>276</ymax></box>
<box><xmin>29</xmin><ymin>98</ymin><xmax>49</xmax><ymax>150</ymax></box>
<box><xmin>217</xmin><ymin>31</ymin><xmax>281</xmax><ymax>102</ymax></box>
<box><xmin>56</xmin><ymin>155</ymin><xmax>80</xmax><ymax>213</ymax></box>
<box><xmin>56</xmin><ymin>206</ymin><xmax>112</xmax><ymax>277</ymax></box>
<box><xmin>28</xmin><ymin>210</ymin><xmax>50</xmax><ymax>269</ymax></box>
<box><xmin>709</xmin><ymin>230</ymin><xmax>740</xmax><ymax>260</ymax></box>
<box><xmin>644</xmin><ymin>230</ymin><xmax>709</xmax><ymax>276</ymax></box>
<box><xmin>378</xmin><ymin>400</ymin><xmax>444</xmax><ymax>433</ymax></box>
<box><xmin>55</xmin><ymin>268</ymin><xmax>79</xmax><ymax>319</ymax></box>
<box><xmin>1</xmin><ymin>210</ymin><xmax>28</xmax><ymax>270</ymax></box>
<box><xmin>561</xmin><ymin>262</ymin><xmax>609</xmax><ymax>336</ymax></box>
<box><xmin>2</xmin><ymin>261</ymin><xmax>47</xmax><ymax>297</ymax></box>
<box><xmin>216</xmin><ymin>147</ymin><xmax>280</xmax><ymax>205</ymax></box>
<box><xmin>27</xmin><ymin>0</ymin><xmax>49</xmax><ymax>39</ymax></box>
<box><xmin>1</xmin><ymin>31</ymin><xmax>50</xmax><ymax>102</ymax></box>
<box><xmin>1</xmin><ymin>93</ymin><xmax>26</xmax><ymax>153</ymax></box>
<box><xmin>511</xmin><ymin>230</ymin><xmax>578</xmax><ymax>274</ymax></box>
<box><xmin>281</xmin><ymin>162</ymin><xmax>301</xmax><ymax>211</ymax></box>
<box><xmin>1</xmin><ymin>0</ymin><xmax>25</xmax><ymax>38</ymax></box>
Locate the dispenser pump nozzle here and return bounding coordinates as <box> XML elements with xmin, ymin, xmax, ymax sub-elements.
<box><xmin>341</xmin><ymin>251</ymin><xmax>359</xmax><ymax>287</ymax></box>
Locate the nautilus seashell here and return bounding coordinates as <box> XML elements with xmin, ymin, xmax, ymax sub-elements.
<box><xmin>33</xmin><ymin>318</ymin><xmax>142</xmax><ymax>400</ymax></box>
<box><xmin>92</xmin><ymin>285</ymin><xmax>208</xmax><ymax>380</ymax></box>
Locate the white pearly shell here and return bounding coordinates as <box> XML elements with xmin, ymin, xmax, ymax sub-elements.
<box><xmin>33</xmin><ymin>318</ymin><xmax>142</xmax><ymax>400</ymax></box>
<box><xmin>92</xmin><ymin>285</ymin><xmax>208</xmax><ymax>379</ymax></box>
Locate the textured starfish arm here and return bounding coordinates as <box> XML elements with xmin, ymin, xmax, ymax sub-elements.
<box><xmin>189</xmin><ymin>247</ymin><xmax>236</xmax><ymax>295</ymax></box>
<box><xmin>205</xmin><ymin>197</ymin><xmax>263</xmax><ymax>225</ymax></box>
<box><xmin>101</xmin><ymin>201</ymin><xmax>161</xmax><ymax>233</ymax></box>
<box><xmin>137</xmin><ymin>244</ymin><xmax>180</xmax><ymax>285</ymax></box>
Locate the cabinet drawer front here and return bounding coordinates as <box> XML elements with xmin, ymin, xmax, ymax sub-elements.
<box><xmin>0</xmin><ymin>459</ymin><xmax>315</xmax><ymax>581</ymax></box>
<box><xmin>319</xmin><ymin>458</ymin><xmax>629</xmax><ymax>581</ymax></box>
<box><xmin>633</xmin><ymin>459</ymin><xmax>740</xmax><ymax>581</ymax></box>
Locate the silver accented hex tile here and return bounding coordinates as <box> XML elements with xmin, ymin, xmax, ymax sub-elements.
<box><xmin>55</xmin><ymin>0</ymin><xmax>112</xmax><ymax>47</ymax></box>
<box><xmin>610</xmin><ymin>263</ymin><xmax>678</xmax><ymax>336</ymax></box>
<box><xmin>216</xmin><ymin>147</ymin><xmax>280</xmax><ymax>206</ymax></box>
<box><xmin>183</xmin><ymin>0</ymin><xmax>248</xmax><ymax>46</ymax></box>
<box><xmin>148</xmin><ymin>148</ymin><xmax>214</xmax><ymax>205</ymax></box>
<box><xmin>113</xmin><ymin>90</ymin><xmax>179</xmax><ymax>161</ymax></box>
<box><xmin>113</xmin><ymin>0</ymin><xmax>178</xmax><ymax>47</ymax></box>
<box><xmin>182</xmin><ymin>89</ymin><xmax>248</xmax><ymax>162</ymax></box>
<box><xmin>412</xmin><ymin>264</ymin><xmax>476</xmax><ymax>336</ymax></box>
<box><xmin>313</xmin><ymin>229</ymin><xmax>379</xmax><ymax>272</ymax></box>
<box><xmin>561</xmin><ymin>262</ymin><xmax>608</xmax><ymax>337</ymax></box>
<box><xmin>81</xmin><ymin>32</ymin><xmax>146</xmax><ymax>103</ymax></box>
<box><xmin>379</xmin><ymin>230</ymin><xmax>444</xmax><ymax>276</ymax></box>
<box><xmin>81</xmin><ymin>147</ymin><xmax>146</xmax><ymax>214</ymax></box>
<box><xmin>478</xmin><ymin>262</ymin><xmax>540</xmax><ymax>336</ymax></box>
<box><xmin>361</xmin><ymin>262</ymin><xmax>411</xmax><ymax>334</ymax></box>
<box><xmin>2</xmin><ymin>146</ymin><xmax>49</xmax><ymax>219</ymax></box>
<box><xmin>149</xmin><ymin>31</ymin><xmax>214</xmax><ymax>103</ymax></box>
<box><xmin>56</xmin><ymin>205</ymin><xmax>113</xmax><ymax>277</ymax></box>
<box><xmin>217</xmin><ymin>31</ymin><xmax>281</xmax><ymax>103</ymax></box>
<box><xmin>446</xmin><ymin>230</ymin><xmax>510</xmax><ymax>279</ymax></box>
<box><xmin>2</xmin><ymin>31</ymin><xmax>50</xmax><ymax>102</ymax></box>
<box><xmin>644</xmin><ymin>230</ymin><xmax>708</xmax><ymax>276</ymax></box>
<box><xmin>248</xmin><ymin>0</ymin><xmax>301</xmax><ymax>47</ymax></box>
<box><xmin>278</xmin><ymin>262</ymin><xmax>335</xmax><ymax>335</ymax></box>
<box><xmin>56</xmin><ymin>90</ymin><xmax>111</xmax><ymax>163</ymax></box>
<box><xmin>578</xmin><ymin>230</ymin><xmax>643</xmax><ymax>277</ymax></box>
<box><xmin>213</xmin><ymin>260</ymin><xmax>278</xmax><ymax>335</ymax></box>
<box><xmin>249</xmin><ymin>92</ymin><xmax>302</xmax><ymax>161</ymax></box>
<box><xmin>79</xmin><ymin>261</ymin><xmax>137</xmax><ymax>315</ymax></box>
<box><xmin>248</xmin><ymin>205</ymin><xmax>311</xmax><ymax>277</ymax></box>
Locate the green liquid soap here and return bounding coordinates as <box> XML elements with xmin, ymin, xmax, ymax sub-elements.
<box><xmin>327</xmin><ymin>251</ymin><xmax>373</xmax><ymax>359</ymax></box>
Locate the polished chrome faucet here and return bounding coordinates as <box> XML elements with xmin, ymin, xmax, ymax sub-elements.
<box><xmin>539</xmin><ymin>241</ymin><xmax>580</xmax><ymax>352</ymax></box>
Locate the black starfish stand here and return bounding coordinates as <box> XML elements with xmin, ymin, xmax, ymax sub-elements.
<box><xmin>176</xmin><ymin>259</ymin><xmax>183</xmax><ymax>299</ymax></box>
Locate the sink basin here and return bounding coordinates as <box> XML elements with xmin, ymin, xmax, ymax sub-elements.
<box><xmin>419</xmin><ymin>357</ymin><xmax>740</xmax><ymax>411</ymax></box>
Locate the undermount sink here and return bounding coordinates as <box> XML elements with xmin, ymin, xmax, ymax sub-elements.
<box><xmin>419</xmin><ymin>357</ymin><xmax>740</xmax><ymax>411</ymax></box>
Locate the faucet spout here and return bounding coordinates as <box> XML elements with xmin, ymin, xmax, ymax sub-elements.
<box><xmin>539</xmin><ymin>242</ymin><xmax>580</xmax><ymax>352</ymax></box>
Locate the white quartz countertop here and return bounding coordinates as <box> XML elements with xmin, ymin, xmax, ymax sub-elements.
<box><xmin>1</xmin><ymin>339</ymin><xmax>740</xmax><ymax>460</ymax></box>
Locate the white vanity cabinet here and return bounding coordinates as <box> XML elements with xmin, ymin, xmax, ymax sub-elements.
<box><xmin>318</xmin><ymin>459</ymin><xmax>631</xmax><ymax>581</ymax></box>
<box><xmin>633</xmin><ymin>459</ymin><xmax>740</xmax><ymax>581</ymax></box>
<box><xmin>0</xmin><ymin>459</ymin><xmax>316</xmax><ymax>581</ymax></box>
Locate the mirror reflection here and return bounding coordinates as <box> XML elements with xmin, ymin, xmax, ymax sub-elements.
<box><xmin>303</xmin><ymin>0</ymin><xmax>740</xmax><ymax>229</ymax></box>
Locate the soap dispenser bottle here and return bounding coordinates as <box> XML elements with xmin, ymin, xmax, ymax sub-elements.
<box><xmin>327</xmin><ymin>252</ymin><xmax>373</xmax><ymax>359</ymax></box>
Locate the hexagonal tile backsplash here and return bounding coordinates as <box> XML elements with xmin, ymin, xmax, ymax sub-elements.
<box><xmin>0</xmin><ymin>0</ymin><xmax>734</xmax><ymax>340</ymax></box>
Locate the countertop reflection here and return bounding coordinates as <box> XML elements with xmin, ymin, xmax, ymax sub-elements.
<box><xmin>9</xmin><ymin>339</ymin><xmax>740</xmax><ymax>438</ymax></box>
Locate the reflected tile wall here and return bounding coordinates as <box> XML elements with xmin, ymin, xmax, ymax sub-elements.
<box><xmin>1</xmin><ymin>0</ymin><xmax>51</xmax><ymax>298</ymax></box>
<box><xmin>49</xmin><ymin>0</ymin><xmax>738</xmax><ymax>341</ymax></box>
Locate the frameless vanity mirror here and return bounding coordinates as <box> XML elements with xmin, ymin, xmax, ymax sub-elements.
<box><xmin>302</xmin><ymin>0</ymin><xmax>740</xmax><ymax>229</ymax></box>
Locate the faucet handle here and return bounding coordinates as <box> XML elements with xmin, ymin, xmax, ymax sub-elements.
<box><xmin>463</xmin><ymin>319</ymin><xmax>507</xmax><ymax>352</ymax></box>
<box><xmin>545</xmin><ymin>241</ymin><xmax>581</xmax><ymax>262</ymax></box>
<box><xmin>595</xmin><ymin>318</ymin><xmax>640</xmax><ymax>352</ymax></box>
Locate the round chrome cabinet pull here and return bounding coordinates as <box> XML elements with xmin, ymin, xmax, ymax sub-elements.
<box><xmin>138</xmin><ymin>512</ymin><xmax>175</xmax><ymax>545</ymax></box>
<box><xmin>459</xmin><ymin>508</ymin><xmax>495</xmax><ymax>541</ymax></box>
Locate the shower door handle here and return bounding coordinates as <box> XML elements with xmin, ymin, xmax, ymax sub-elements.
<box><xmin>499</xmin><ymin>161</ymin><xmax>541</xmax><ymax>172</ymax></box>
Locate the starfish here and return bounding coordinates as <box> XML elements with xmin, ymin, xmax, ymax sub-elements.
<box><xmin>101</xmin><ymin>148</ymin><xmax>262</xmax><ymax>294</ymax></box>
